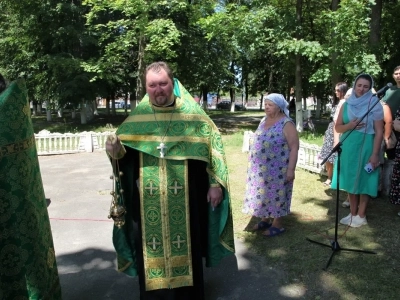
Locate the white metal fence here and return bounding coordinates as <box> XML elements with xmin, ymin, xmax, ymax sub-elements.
<box><xmin>34</xmin><ymin>130</ymin><xmax>392</xmax><ymax>195</ymax></box>
<box><xmin>35</xmin><ymin>130</ymin><xmax>114</xmax><ymax>155</ymax></box>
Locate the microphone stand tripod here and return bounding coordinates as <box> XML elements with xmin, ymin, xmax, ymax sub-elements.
<box><xmin>307</xmin><ymin>95</ymin><xmax>380</xmax><ymax>270</ymax></box>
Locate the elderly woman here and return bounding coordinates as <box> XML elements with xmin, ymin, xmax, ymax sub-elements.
<box><xmin>333</xmin><ymin>74</ymin><xmax>384</xmax><ymax>227</ymax></box>
<box><xmin>243</xmin><ymin>93</ymin><xmax>299</xmax><ymax>237</ymax></box>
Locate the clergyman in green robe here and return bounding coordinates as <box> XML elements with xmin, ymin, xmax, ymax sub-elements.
<box><xmin>0</xmin><ymin>75</ymin><xmax>62</xmax><ymax>299</ymax></box>
<box><xmin>106</xmin><ymin>62</ymin><xmax>235</xmax><ymax>299</ymax></box>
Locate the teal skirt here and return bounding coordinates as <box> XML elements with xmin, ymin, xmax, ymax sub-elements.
<box><xmin>331</xmin><ymin>131</ymin><xmax>379</xmax><ymax>197</ymax></box>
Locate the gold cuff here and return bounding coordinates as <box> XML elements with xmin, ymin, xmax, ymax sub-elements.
<box><xmin>210</xmin><ymin>183</ymin><xmax>221</xmax><ymax>188</ymax></box>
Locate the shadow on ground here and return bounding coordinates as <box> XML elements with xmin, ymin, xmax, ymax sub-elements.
<box><xmin>56</xmin><ymin>244</ymin><xmax>294</xmax><ymax>300</ymax></box>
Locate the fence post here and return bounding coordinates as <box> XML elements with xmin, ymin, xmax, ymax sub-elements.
<box><xmin>84</xmin><ymin>132</ymin><xmax>93</xmax><ymax>152</ymax></box>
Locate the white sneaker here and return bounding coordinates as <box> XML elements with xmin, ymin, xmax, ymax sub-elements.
<box><xmin>340</xmin><ymin>213</ymin><xmax>352</xmax><ymax>225</ymax></box>
<box><xmin>349</xmin><ymin>215</ymin><xmax>368</xmax><ymax>228</ymax></box>
<box><xmin>342</xmin><ymin>200</ymin><xmax>350</xmax><ymax>208</ymax></box>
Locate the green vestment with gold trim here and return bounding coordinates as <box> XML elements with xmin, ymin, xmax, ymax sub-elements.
<box><xmin>111</xmin><ymin>80</ymin><xmax>234</xmax><ymax>293</ymax></box>
<box><xmin>0</xmin><ymin>79</ymin><xmax>62</xmax><ymax>299</ymax></box>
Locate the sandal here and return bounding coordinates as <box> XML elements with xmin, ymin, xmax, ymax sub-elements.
<box><xmin>252</xmin><ymin>221</ymin><xmax>272</xmax><ymax>231</ymax></box>
<box><xmin>262</xmin><ymin>227</ymin><xmax>285</xmax><ymax>237</ymax></box>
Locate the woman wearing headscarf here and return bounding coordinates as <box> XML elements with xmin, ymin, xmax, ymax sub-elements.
<box><xmin>320</xmin><ymin>82</ymin><xmax>349</xmax><ymax>186</ymax></box>
<box><xmin>332</xmin><ymin>74</ymin><xmax>384</xmax><ymax>227</ymax></box>
<box><xmin>243</xmin><ymin>93</ymin><xmax>299</xmax><ymax>237</ymax></box>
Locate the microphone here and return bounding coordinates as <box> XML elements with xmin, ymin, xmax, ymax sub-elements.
<box><xmin>374</xmin><ymin>83</ymin><xmax>393</xmax><ymax>97</ymax></box>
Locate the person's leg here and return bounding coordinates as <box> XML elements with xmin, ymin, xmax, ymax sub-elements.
<box><xmin>270</xmin><ymin>216</ymin><xmax>282</xmax><ymax>228</ymax></box>
<box><xmin>342</xmin><ymin>193</ymin><xmax>350</xmax><ymax>208</ymax></box>
<box><xmin>357</xmin><ymin>194</ymin><xmax>370</xmax><ymax>218</ymax></box>
<box><xmin>262</xmin><ymin>216</ymin><xmax>285</xmax><ymax>236</ymax></box>
<box><xmin>324</xmin><ymin>162</ymin><xmax>333</xmax><ymax>184</ymax></box>
<box><xmin>348</xmin><ymin>194</ymin><xmax>369</xmax><ymax>227</ymax></box>
<box><xmin>349</xmin><ymin>193</ymin><xmax>359</xmax><ymax>216</ymax></box>
<box><xmin>340</xmin><ymin>193</ymin><xmax>358</xmax><ymax>225</ymax></box>
<box><xmin>252</xmin><ymin>217</ymin><xmax>272</xmax><ymax>231</ymax></box>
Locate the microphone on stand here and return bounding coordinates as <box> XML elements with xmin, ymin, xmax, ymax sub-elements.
<box><xmin>374</xmin><ymin>83</ymin><xmax>393</xmax><ymax>98</ymax></box>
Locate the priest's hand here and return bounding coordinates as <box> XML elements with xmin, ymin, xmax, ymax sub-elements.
<box><xmin>106</xmin><ymin>134</ymin><xmax>123</xmax><ymax>159</ymax></box>
<box><xmin>207</xmin><ymin>186</ymin><xmax>222</xmax><ymax>209</ymax></box>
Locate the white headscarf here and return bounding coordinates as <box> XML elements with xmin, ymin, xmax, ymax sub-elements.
<box><xmin>346</xmin><ymin>74</ymin><xmax>383</xmax><ymax>134</ymax></box>
<box><xmin>264</xmin><ymin>93</ymin><xmax>289</xmax><ymax>117</ymax></box>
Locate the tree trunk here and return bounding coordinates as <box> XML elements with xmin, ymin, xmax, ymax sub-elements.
<box><xmin>36</xmin><ymin>104</ymin><xmax>41</xmax><ymax>116</ymax></box>
<box><xmin>315</xmin><ymin>96</ymin><xmax>321</xmax><ymax>119</ymax></box>
<box><xmin>245</xmin><ymin>78</ymin><xmax>249</xmax><ymax>105</ymax></box>
<box><xmin>86</xmin><ymin>100</ymin><xmax>94</xmax><ymax>121</ymax></box>
<box><xmin>46</xmin><ymin>100</ymin><xmax>51</xmax><ymax>122</ymax></box>
<box><xmin>201</xmin><ymin>87</ymin><xmax>208</xmax><ymax>110</ymax></box>
<box><xmin>136</xmin><ymin>35</ymin><xmax>146</xmax><ymax>102</ymax></box>
<box><xmin>106</xmin><ymin>95</ymin><xmax>110</xmax><ymax>115</ymax></box>
<box><xmin>369</xmin><ymin>0</ymin><xmax>382</xmax><ymax>47</ymax></box>
<box><xmin>330</xmin><ymin>0</ymin><xmax>341</xmax><ymax>87</ymax></box>
<box><xmin>129</xmin><ymin>92</ymin><xmax>137</xmax><ymax>110</ymax></box>
<box><xmin>229</xmin><ymin>61</ymin><xmax>235</xmax><ymax>112</ymax></box>
<box><xmin>93</xmin><ymin>99</ymin><xmax>98</xmax><ymax>116</ymax></box>
<box><xmin>111</xmin><ymin>91</ymin><xmax>116</xmax><ymax>115</ymax></box>
<box><xmin>268</xmin><ymin>69</ymin><xmax>273</xmax><ymax>92</ymax></box>
<box><xmin>295</xmin><ymin>0</ymin><xmax>304</xmax><ymax>132</ymax></box>
<box><xmin>80</xmin><ymin>99</ymin><xmax>87</xmax><ymax>124</ymax></box>
<box><xmin>30</xmin><ymin>101</ymin><xmax>36</xmax><ymax>116</ymax></box>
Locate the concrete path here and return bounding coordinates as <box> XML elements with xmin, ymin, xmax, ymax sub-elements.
<box><xmin>40</xmin><ymin>151</ymin><xmax>292</xmax><ymax>300</ymax></box>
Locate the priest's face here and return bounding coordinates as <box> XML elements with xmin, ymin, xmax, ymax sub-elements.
<box><xmin>146</xmin><ymin>68</ymin><xmax>174</xmax><ymax>106</ymax></box>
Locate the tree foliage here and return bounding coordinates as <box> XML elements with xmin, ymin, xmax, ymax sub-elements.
<box><xmin>1</xmin><ymin>0</ymin><xmax>399</xmax><ymax>121</ymax></box>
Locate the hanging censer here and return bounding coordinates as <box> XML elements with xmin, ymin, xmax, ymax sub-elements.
<box><xmin>108</xmin><ymin>157</ymin><xmax>126</xmax><ymax>228</ymax></box>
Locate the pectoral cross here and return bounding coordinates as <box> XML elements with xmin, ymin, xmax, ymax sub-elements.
<box><xmin>157</xmin><ymin>142</ymin><xmax>168</xmax><ymax>158</ymax></box>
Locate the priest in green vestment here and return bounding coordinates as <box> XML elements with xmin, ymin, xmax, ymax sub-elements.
<box><xmin>0</xmin><ymin>75</ymin><xmax>62</xmax><ymax>299</ymax></box>
<box><xmin>106</xmin><ymin>62</ymin><xmax>235</xmax><ymax>299</ymax></box>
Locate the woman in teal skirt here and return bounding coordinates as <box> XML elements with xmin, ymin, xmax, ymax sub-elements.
<box><xmin>331</xmin><ymin>74</ymin><xmax>383</xmax><ymax>228</ymax></box>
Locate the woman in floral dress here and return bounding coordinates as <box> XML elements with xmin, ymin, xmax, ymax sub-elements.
<box><xmin>390</xmin><ymin>113</ymin><xmax>400</xmax><ymax>211</ymax></box>
<box><xmin>243</xmin><ymin>93</ymin><xmax>299</xmax><ymax>237</ymax></box>
<box><xmin>319</xmin><ymin>82</ymin><xmax>348</xmax><ymax>186</ymax></box>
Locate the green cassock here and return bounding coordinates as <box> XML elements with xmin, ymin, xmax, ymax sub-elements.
<box><xmin>0</xmin><ymin>79</ymin><xmax>62</xmax><ymax>299</ymax></box>
<box><xmin>111</xmin><ymin>80</ymin><xmax>235</xmax><ymax>293</ymax></box>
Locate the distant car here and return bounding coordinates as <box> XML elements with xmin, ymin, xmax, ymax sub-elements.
<box><xmin>216</xmin><ymin>101</ymin><xmax>231</xmax><ymax>110</ymax></box>
<box><xmin>114</xmin><ymin>101</ymin><xmax>130</xmax><ymax>109</ymax></box>
<box><xmin>235</xmin><ymin>103</ymin><xmax>246</xmax><ymax>111</ymax></box>
<box><xmin>115</xmin><ymin>101</ymin><xmax>124</xmax><ymax>108</ymax></box>
<box><xmin>62</xmin><ymin>102</ymin><xmax>75</xmax><ymax>112</ymax></box>
<box><xmin>216</xmin><ymin>101</ymin><xmax>246</xmax><ymax>111</ymax></box>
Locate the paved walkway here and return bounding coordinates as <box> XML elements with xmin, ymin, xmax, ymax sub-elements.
<box><xmin>40</xmin><ymin>151</ymin><xmax>293</xmax><ymax>300</ymax></box>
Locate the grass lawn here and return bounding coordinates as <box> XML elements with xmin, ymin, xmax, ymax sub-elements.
<box><xmin>227</xmin><ymin>131</ymin><xmax>399</xmax><ymax>300</ymax></box>
<box><xmin>33</xmin><ymin>109</ymin><xmax>400</xmax><ymax>299</ymax></box>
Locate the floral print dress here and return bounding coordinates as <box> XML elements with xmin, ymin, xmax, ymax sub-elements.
<box><xmin>390</xmin><ymin>108</ymin><xmax>400</xmax><ymax>205</ymax></box>
<box><xmin>320</xmin><ymin>104</ymin><xmax>339</xmax><ymax>164</ymax></box>
<box><xmin>243</xmin><ymin>117</ymin><xmax>293</xmax><ymax>218</ymax></box>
